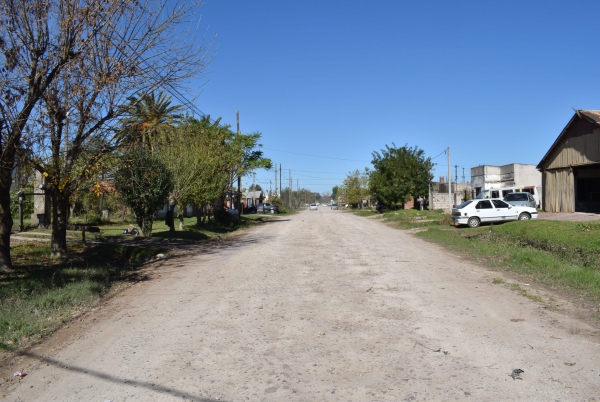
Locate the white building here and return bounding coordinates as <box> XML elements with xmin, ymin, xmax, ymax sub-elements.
<box><xmin>471</xmin><ymin>164</ymin><xmax>541</xmax><ymax>196</ymax></box>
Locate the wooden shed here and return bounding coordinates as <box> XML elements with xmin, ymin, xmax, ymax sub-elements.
<box><xmin>537</xmin><ymin>110</ymin><xmax>600</xmax><ymax>213</ymax></box>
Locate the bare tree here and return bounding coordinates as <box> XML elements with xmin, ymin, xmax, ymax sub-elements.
<box><xmin>0</xmin><ymin>0</ymin><xmax>213</xmax><ymax>266</ymax></box>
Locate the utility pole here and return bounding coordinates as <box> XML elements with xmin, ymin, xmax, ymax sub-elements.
<box><xmin>279</xmin><ymin>164</ymin><xmax>282</xmax><ymax>197</ymax></box>
<box><xmin>274</xmin><ymin>164</ymin><xmax>277</xmax><ymax>197</ymax></box>
<box><xmin>270</xmin><ymin>180</ymin><xmax>272</xmax><ymax>198</ymax></box>
<box><xmin>462</xmin><ymin>167</ymin><xmax>465</xmax><ymax>184</ymax></box>
<box><xmin>252</xmin><ymin>176</ymin><xmax>255</xmax><ymax>208</ymax></box>
<box><xmin>447</xmin><ymin>147</ymin><xmax>452</xmax><ymax>210</ymax></box>
<box><xmin>455</xmin><ymin>165</ymin><xmax>458</xmax><ymax>187</ymax></box>
<box><xmin>236</xmin><ymin>111</ymin><xmax>242</xmax><ymax>217</ymax></box>
<box><xmin>289</xmin><ymin>169</ymin><xmax>292</xmax><ymax>209</ymax></box>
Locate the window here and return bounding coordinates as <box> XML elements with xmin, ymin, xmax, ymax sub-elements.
<box><xmin>490</xmin><ymin>191</ymin><xmax>500</xmax><ymax>198</ymax></box>
<box><xmin>476</xmin><ymin>200</ymin><xmax>493</xmax><ymax>209</ymax></box>
<box><xmin>504</xmin><ymin>193</ymin><xmax>527</xmax><ymax>201</ymax></box>
<box><xmin>492</xmin><ymin>200</ymin><xmax>509</xmax><ymax>208</ymax></box>
<box><xmin>457</xmin><ymin>200</ymin><xmax>473</xmax><ymax>209</ymax></box>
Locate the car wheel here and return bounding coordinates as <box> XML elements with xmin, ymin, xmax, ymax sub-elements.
<box><xmin>518</xmin><ymin>213</ymin><xmax>530</xmax><ymax>221</ymax></box>
<box><xmin>270</xmin><ymin>209</ymin><xmax>275</xmax><ymax>214</ymax></box>
<box><xmin>467</xmin><ymin>217</ymin><xmax>480</xmax><ymax>228</ymax></box>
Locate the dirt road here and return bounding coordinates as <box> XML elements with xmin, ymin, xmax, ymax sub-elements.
<box><xmin>4</xmin><ymin>208</ymin><xmax>599</xmax><ymax>401</ymax></box>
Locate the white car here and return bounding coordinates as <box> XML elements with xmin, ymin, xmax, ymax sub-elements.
<box><xmin>309</xmin><ymin>204</ymin><xmax>318</xmax><ymax>211</ymax></box>
<box><xmin>451</xmin><ymin>198</ymin><xmax>538</xmax><ymax>228</ymax></box>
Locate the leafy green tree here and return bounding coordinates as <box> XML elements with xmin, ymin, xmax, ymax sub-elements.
<box><xmin>369</xmin><ymin>144</ymin><xmax>433</xmax><ymax>208</ymax></box>
<box><xmin>343</xmin><ymin>169</ymin><xmax>370</xmax><ymax>208</ymax></box>
<box><xmin>114</xmin><ymin>149</ymin><xmax>173</xmax><ymax>237</ymax></box>
<box><xmin>331</xmin><ymin>186</ymin><xmax>340</xmax><ymax>202</ymax></box>
<box><xmin>156</xmin><ymin>116</ymin><xmax>238</xmax><ymax>228</ymax></box>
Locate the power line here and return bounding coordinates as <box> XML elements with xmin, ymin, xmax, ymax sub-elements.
<box><xmin>430</xmin><ymin>149</ymin><xmax>447</xmax><ymax>160</ymax></box>
<box><xmin>262</xmin><ymin>147</ymin><xmax>370</xmax><ymax>163</ymax></box>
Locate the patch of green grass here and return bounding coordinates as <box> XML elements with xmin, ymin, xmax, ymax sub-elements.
<box><xmin>374</xmin><ymin>209</ymin><xmax>451</xmax><ymax>229</ymax></box>
<box><xmin>354</xmin><ymin>210</ymin><xmax>378</xmax><ymax>217</ymax></box>
<box><xmin>1</xmin><ymin>242</ymin><xmax>164</xmax><ymax>351</ymax></box>
<box><xmin>417</xmin><ymin>224</ymin><xmax>600</xmax><ymax>302</ymax></box>
<box><xmin>508</xmin><ymin>283</ymin><xmax>543</xmax><ymax>303</ymax></box>
<box><xmin>89</xmin><ymin>215</ymin><xmax>273</xmax><ymax>242</ymax></box>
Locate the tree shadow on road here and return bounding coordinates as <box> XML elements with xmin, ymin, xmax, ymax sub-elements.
<box><xmin>17</xmin><ymin>351</ymin><xmax>222</xmax><ymax>401</ymax></box>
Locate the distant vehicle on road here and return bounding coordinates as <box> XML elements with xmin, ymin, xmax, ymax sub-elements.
<box><xmin>452</xmin><ymin>198</ymin><xmax>538</xmax><ymax>228</ymax></box>
<box><xmin>309</xmin><ymin>204</ymin><xmax>318</xmax><ymax>211</ymax></box>
<box><xmin>331</xmin><ymin>204</ymin><xmax>338</xmax><ymax>210</ymax></box>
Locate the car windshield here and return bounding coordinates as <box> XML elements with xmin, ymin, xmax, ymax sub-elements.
<box><xmin>456</xmin><ymin>200</ymin><xmax>473</xmax><ymax>209</ymax></box>
<box><xmin>504</xmin><ymin>193</ymin><xmax>528</xmax><ymax>201</ymax></box>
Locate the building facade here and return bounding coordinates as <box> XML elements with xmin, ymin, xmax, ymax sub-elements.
<box><xmin>471</xmin><ymin>164</ymin><xmax>541</xmax><ymax>197</ymax></box>
<box><xmin>537</xmin><ymin>110</ymin><xmax>600</xmax><ymax>213</ymax></box>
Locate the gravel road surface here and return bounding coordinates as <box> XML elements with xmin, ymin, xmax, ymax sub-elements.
<box><xmin>4</xmin><ymin>208</ymin><xmax>599</xmax><ymax>401</ymax></box>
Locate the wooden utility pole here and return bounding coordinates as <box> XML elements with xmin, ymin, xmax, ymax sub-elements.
<box><xmin>237</xmin><ymin>111</ymin><xmax>242</xmax><ymax>218</ymax></box>
<box><xmin>289</xmin><ymin>169</ymin><xmax>292</xmax><ymax>209</ymax></box>
<box><xmin>279</xmin><ymin>164</ymin><xmax>282</xmax><ymax>197</ymax></box>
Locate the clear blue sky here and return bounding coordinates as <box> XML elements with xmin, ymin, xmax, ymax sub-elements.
<box><xmin>187</xmin><ymin>0</ymin><xmax>600</xmax><ymax>194</ymax></box>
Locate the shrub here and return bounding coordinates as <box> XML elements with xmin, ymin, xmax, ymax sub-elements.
<box><xmin>113</xmin><ymin>149</ymin><xmax>173</xmax><ymax>237</ymax></box>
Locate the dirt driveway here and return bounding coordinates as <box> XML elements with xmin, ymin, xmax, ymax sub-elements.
<box><xmin>3</xmin><ymin>209</ymin><xmax>599</xmax><ymax>401</ymax></box>
<box><xmin>537</xmin><ymin>211</ymin><xmax>600</xmax><ymax>222</ymax></box>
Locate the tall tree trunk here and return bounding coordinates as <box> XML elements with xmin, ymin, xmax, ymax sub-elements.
<box><xmin>0</xmin><ymin>185</ymin><xmax>13</xmax><ymax>272</ymax></box>
<box><xmin>167</xmin><ymin>203</ymin><xmax>176</xmax><ymax>232</ymax></box>
<box><xmin>178</xmin><ymin>203</ymin><xmax>185</xmax><ymax>230</ymax></box>
<box><xmin>51</xmin><ymin>191</ymin><xmax>70</xmax><ymax>258</ymax></box>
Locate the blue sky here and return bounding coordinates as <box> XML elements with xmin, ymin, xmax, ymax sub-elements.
<box><xmin>187</xmin><ymin>0</ymin><xmax>600</xmax><ymax>194</ymax></box>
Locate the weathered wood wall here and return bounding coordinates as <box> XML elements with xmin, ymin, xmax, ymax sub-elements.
<box><xmin>543</xmin><ymin>123</ymin><xmax>600</xmax><ymax>170</ymax></box>
<box><xmin>542</xmin><ymin>168</ymin><xmax>574</xmax><ymax>212</ymax></box>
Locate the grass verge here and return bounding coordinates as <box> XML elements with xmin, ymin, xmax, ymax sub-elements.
<box><xmin>3</xmin><ymin>213</ymin><xmax>277</xmax><ymax>351</ymax></box>
<box><xmin>1</xmin><ymin>242</ymin><xmax>164</xmax><ymax>351</ymax></box>
<box><xmin>356</xmin><ymin>209</ymin><xmax>600</xmax><ymax>304</ymax></box>
<box><xmin>372</xmin><ymin>208</ymin><xmax>452</xmax><ymax>228</ymax></box>
<box><xmin>416</xmin><ymin>221</ymin><xmax>600</xmax><ymax>303</ymax></box>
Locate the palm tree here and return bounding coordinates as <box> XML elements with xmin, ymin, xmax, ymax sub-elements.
<box><xmin>117</xmin><ymin>92</ymin><xmax>183</xmax><ymax>153</ymax></box>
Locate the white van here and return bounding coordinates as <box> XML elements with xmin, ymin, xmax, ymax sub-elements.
<box><xmin>476</xmin><ymin>186</ymin><xmax>540</xmax><ymax>208</ymax></box>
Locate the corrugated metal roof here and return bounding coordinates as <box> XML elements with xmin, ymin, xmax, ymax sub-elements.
<box><xmin>578</xmin><ymin>110</ymin><xmax>600</xmax><ymax>125</ymax></box>
<box><xmin>537</xmin><ymin>110</ymin><xmax>600</xmax><ymax>170</ymax></box>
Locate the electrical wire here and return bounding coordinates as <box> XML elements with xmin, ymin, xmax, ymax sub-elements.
<box><xmin>262</xmin><ymin>147</ymin><xmax>370</xmax><ymax>163</ymax></box>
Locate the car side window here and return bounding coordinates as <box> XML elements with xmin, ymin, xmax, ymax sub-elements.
<box><xmin>492</xmin><ymin>200</ymin><xmax>509</xmax><ymax>208</ymax></box>
<box><xmin>476</xmin><ymin>200</ymin><xmax>492</xmax><ymax>209</ymax></box>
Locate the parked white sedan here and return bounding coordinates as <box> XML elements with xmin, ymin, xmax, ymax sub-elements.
<box><xmin>451</xmin><ymin>198</ymin><xmax>538</xmax><ymax>228</ymax></box>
